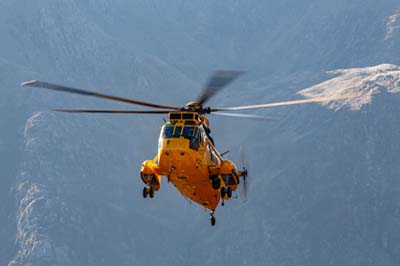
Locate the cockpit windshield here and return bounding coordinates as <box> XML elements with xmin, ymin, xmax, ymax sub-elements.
<box><xmin>173</xmin><ymin>126</ymin><xmax>182</xmax><ymax>138</ymax></box>
<box><xmin>161</xmin><ymin>125</ymin><xmax>200</xmax><ymax>150</ymax></box>
<box><xmin>183</xmin><ymin>126</ymin><xmax>194</xmax><ymax>139</ymax></box>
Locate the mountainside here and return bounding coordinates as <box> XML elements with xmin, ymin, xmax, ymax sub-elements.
<box><xmin>1</xmin><ymin>1</ymin><xmax>400</xmax><ymax>266</ymax></box>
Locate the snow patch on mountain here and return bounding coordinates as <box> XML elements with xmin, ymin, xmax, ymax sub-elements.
<box><xmin>299</xmin><ymin>64</ymin><xmax>400</xmax><ymax>111</ymax></box>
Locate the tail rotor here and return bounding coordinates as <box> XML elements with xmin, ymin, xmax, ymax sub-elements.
<box><xmin>239</xmin><ymin>146</ymin><xmax>249</xmax><ymax>201</ymax></box>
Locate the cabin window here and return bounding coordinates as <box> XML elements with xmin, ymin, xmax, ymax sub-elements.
<box><xmin>170</xmin><ymin>113</ymin><xmax>181</xmax><ymax>120</ymax></box>
<box><xmin>182</xmin><ymin>113</ymin><xmax>193</xmax><ymax>120</ymax></box>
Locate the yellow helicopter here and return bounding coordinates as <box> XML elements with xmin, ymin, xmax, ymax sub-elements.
<box><xmin>21</xmin><ymin>71</ymin><xmax>351</xmax><ymax>226</ymax></box>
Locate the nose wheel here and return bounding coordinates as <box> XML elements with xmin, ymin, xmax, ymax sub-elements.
<box><xmin>210</xmin><ymin>211</ymin><xmax>216</xmax><ymax>226</ymax></box>
<box><xmin>220</xmin><ymin>186</ymin><xmax>233</xmax><ymax>198</ymax></box>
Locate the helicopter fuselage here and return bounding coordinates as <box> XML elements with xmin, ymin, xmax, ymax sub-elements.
<box><xmin>140</xmin><ymin>112</ymin><xmax>241</xmax><ymax>211</ymax></box>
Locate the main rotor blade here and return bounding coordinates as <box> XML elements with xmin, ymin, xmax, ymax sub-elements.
<box><xmin>211</xmin><ymin>112</ymin><xmax>274</xmax><ymax>121</ymax></box>
<box><xmin>211</xmin><ymin>94</ymin><xmax>357</xmax><ymax>111</ymax></box>
<box><xmin>21</xmin><ymin>80</ymin><xmax>181</xmax><ymax>110</ymax></box>
<box><xmin>198</xmin><ymin>70</ymin><xmax>244</xmax><ymax>105</ymax></box>
<box><xmin>54</xmin><ymin>109</ymin><xmax>171</xmax><ymax>114</ymax></box>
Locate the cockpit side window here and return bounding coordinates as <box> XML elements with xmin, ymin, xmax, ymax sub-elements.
<box><xmin>190</xmin><ymin>127</ymin><xmax>200</xmax><ymax>150</ymax></box>
<box><xmin>192</xmin><ymin>127</ymin><xmax>199</xmax><ymax>141</ymax></box>
<box><xmin>162</xmin><ymin>125</ymin><xmax>174</xmax><ymax>138</ymax></box>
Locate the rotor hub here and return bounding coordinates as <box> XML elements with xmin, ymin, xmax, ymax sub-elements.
<box><xmin>184</xmin><ymin>101</ymin><xmax>205</xmax><ymax>113</ymax></box>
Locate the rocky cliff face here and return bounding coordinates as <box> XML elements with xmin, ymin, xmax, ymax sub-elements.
<box><xmin>2</xmin><ymin>1</ymin><xmax>400</xmax><ymax>266</ymax></box>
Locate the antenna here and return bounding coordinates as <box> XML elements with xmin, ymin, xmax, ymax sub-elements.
<box><xmin>220</xmin><ymin>150</ymin><xmax>230</xmax><ymax>157</ymax></box>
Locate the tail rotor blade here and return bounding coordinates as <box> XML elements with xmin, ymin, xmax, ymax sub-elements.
<box><xmin>242</xmin><ymin>174</ymin><xmax>248</xmax><ymax>200</ymax></box>
<box><xmin>239</xmin><ymin>146</ymin><xmax>249</xmax><ymax>201</ymax></box>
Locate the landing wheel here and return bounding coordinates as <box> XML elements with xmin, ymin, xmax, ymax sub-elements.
<box><xmin>211</xmin><ymin>217</ymin><xmax>216</xmax><ymax>226</ymax></box>
<box><xmin>227</xmin><ymin>187</ymin><xmax>232</xmax><ymax>198</ymax></box>
<box><xmin>149</xmin><ymin>187</ymin><xmax>155</xmax><ymax>198</ymax></box>
<box><xmin>142</xmin><ymin>187</ymin><xmax>148</xmax><ymax>198</ymax></box>
<box><xmin>220</xmin><ymin>187</ymin><xmax>226</xmax><ymax>198</ymax></box>
<box><xmin>210</xmin><ymin>211</ymin><xmax>216</xmax><ymax>226</ymax></box>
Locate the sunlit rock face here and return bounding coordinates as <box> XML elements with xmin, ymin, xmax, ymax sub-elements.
<box><xmin>299</xmin><ymin>64</ymin><xmax>400</xmax><ymax>111</ymax></box>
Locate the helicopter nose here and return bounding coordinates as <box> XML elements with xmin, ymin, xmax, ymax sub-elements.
<box><xmin>158</xmin><ymin>138</ymin><xmax>189</xmax><ymax>166</ymax></box>
<box><xmin>160</xmin><ymin>138</ymin><xmax>187</xmax><ymax>150</ymax></box>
